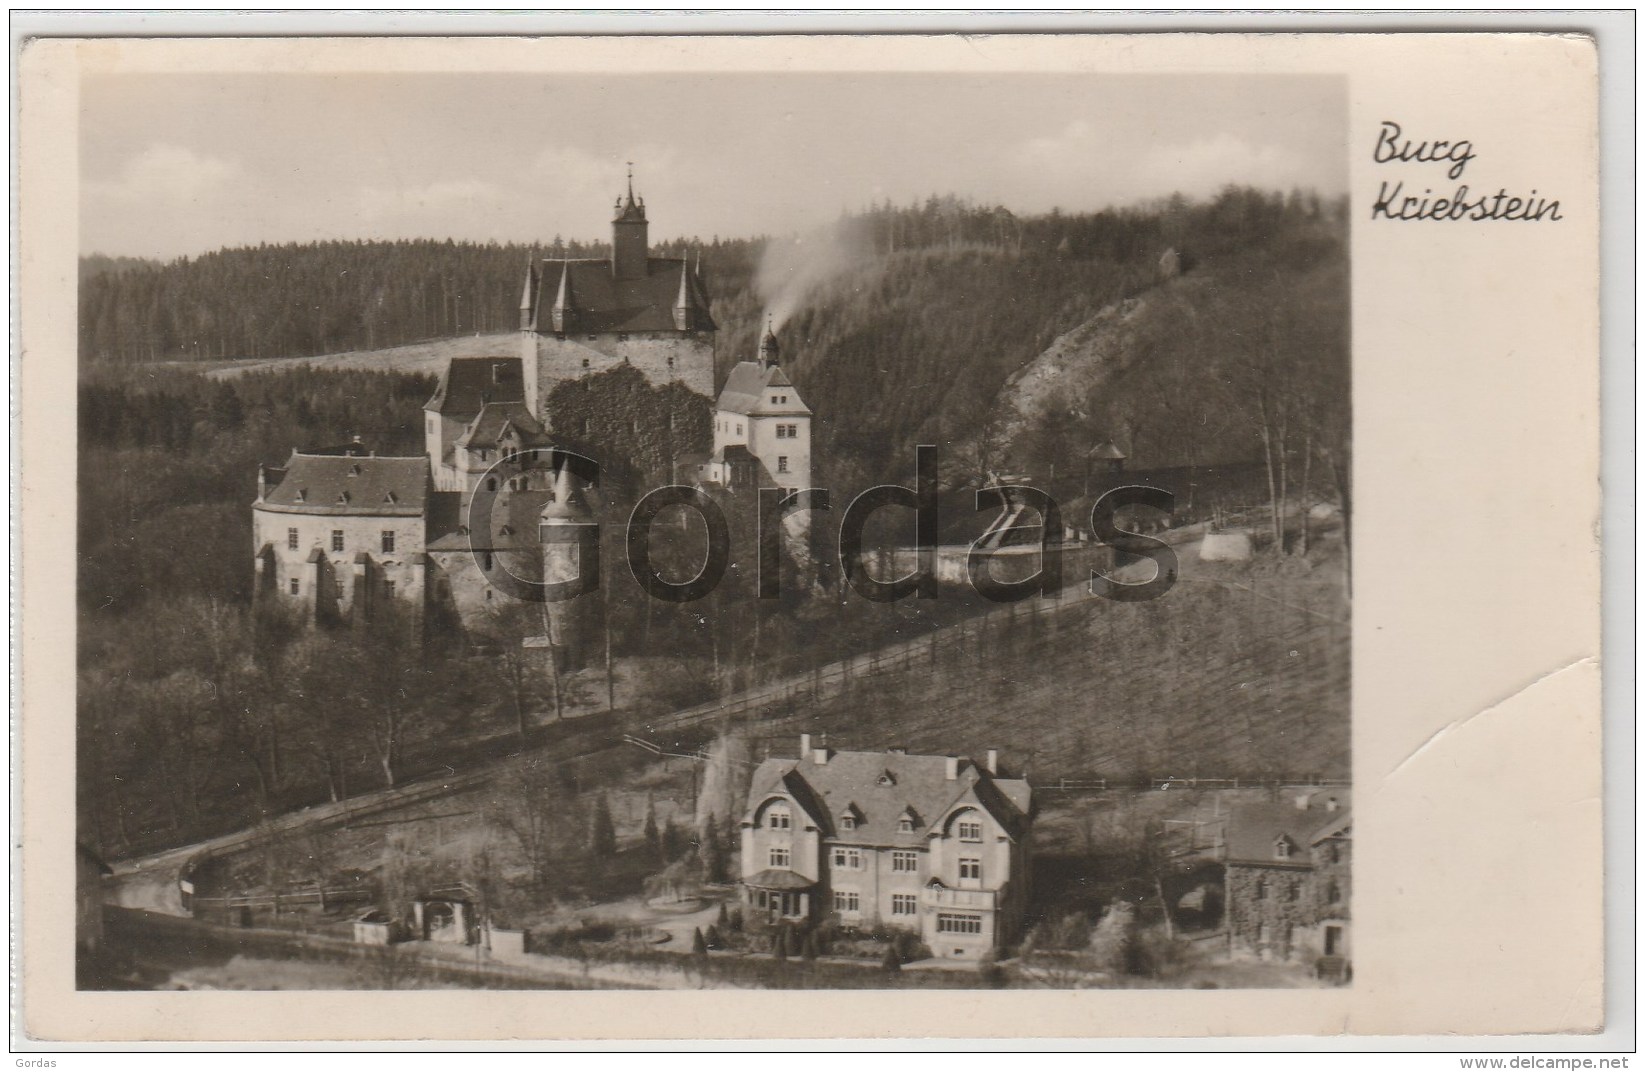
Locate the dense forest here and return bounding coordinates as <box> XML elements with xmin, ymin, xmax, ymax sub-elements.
<box><xmin>77</xmin><ymin>187</ymin><xmax>1350</xmax><ymax>857</ymax></box>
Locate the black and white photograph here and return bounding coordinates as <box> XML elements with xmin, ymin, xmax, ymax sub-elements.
<box><xmin>68</xmin><ymin>60</ymin><xmax>1356</xmax><ymax>995</ymax></box>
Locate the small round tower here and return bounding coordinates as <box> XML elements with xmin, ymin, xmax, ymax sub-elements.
<box><xmin>538</xmin><ymin>462</ymin><xmax>598</xmax><ymax>672</ymax></box>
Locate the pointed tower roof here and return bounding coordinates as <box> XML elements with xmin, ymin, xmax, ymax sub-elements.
<box><xmin>552</xmin><ymin>260</ymin><xmax>577</xmax><ymax>315</ymax></box>
<box><xmin>758</xmin><ymin>317</ymin><xmax>781</xmax><ymax>367</ymax></box>
<box><xmin>614</xmin><ymin>161</ymin><xmax>647</xmax><ymax>222</ymax></box>
<box><xmin>519</xmin><ymin>259</ymin><xmax>536</xmax><ymax>311</ymax></box>
<box><xmin>540</xmin><ymin>463</ymin><xmax>592</xmax><ymax>522</ymax></box>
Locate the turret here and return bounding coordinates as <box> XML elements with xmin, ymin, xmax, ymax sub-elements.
<box><xmin>538</xmin><ymin>463</ymin><xmax>597</xmax><ymax>672</ymax></box>
<box><xmin>612</xmin><ymin>163</ymin><xmax>649</xmax><ymax>282</ymax></box>
<box><xmin>550</xmin><ymin>263</ymin><xmax>575</xmax><ymax>334</ymax></box>
<box><xmin>673</xmin><ymin>259</ymin><xmax>707</xmax><ymax>331</ymax></box>
<box><xmin>758</xmin><ymin>318</ymin><xmax>781</xmax><ymax>368</ymax></box>
<box><xmin>519</xmin><ymin>258</ymin><xmax>538</xmax><ymax>331</ymax></box>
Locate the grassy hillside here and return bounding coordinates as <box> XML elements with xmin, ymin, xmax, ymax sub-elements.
<box><xmin>740</xmin><ymin>533</ymin><xmax>1350</xmax><ymax>782</ymax></box>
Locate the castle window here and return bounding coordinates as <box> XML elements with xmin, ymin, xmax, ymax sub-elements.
<box><xmin>1328</xmin><ymin>881</ymin><xmax>1341</xmax><ymax>904</ymax></box>
<box><xmin>288</xmin><ymin>578</ymin><xmax>300</xmax><ymax>595</ymax></box>
<box><xmin>1286</xmin><ymin>882</ymin><xmax>1300</xmax><ymax>903</ymax></box>
<box><xmin>483</xmin><ymin>553</ymin><xmax>494</xmax><ymax>571</ymax></box>
<box><xmin>892</xmin><ymin>894</ymin><xmax>917</xmax><ymax>916</ymax></box>
<box><xmin>667</xmin><ymin>356</ymin><xmax>674</xmax><ymax>368</ymax></box>
<box><xmin>777</xmin><ymin>456</ymin><xmax>789</xmax><ymax>473</ymax></box>
<box><xmin>581</xmin><ymin>358</ymin><xmax>590</xmax><ymax>369</ymax></box>
<box><xmin>487</xmin><ymin>478</ymin><xmax>497</xmax><ymax>492</ymax></box>
<box><xmin>427</xmin><ymin>417</ymin><xmax>435</xmax><ymax>434</ymax></box>
<box><xmin>484</xmin><ymin>589</ymin><xmax>492</xmax><ymax>601</ymax></box>
<box><xmin>959</xmin><ymin>857</ymin><xmax>981</xmax><ymax>881</ymax></box>
<box><xmin>736</xmin><ymin>423</ymin><xmax>743</xmax><ymax>436</ymax></box>
<box><xmin>384</xmin><ymin>580</ymin><xmax>396</xmax><ymax>599</ymax></box>
<box><xmin>936</xmin><ymin>913</ymin><xmax>982</xmax><ymax>935</ymax></box>
<box><xmin>287</xmin><ymin>528</ymin><xmax>299</xmax><ymax>551</ymax></box>
<box><xmin>331</xmin><ymin>530</ymin><xmax>344</xmax><ymax>553</ymax></box>
<box><xmin>1255</xmin><ymin>878</ymin><xmax>1269</xmax><ymax>900</ymax></box>
<box><xmin>381</xmin><ymin>530</ymin><xmax>395</xmax><ymax>554</ymax></box>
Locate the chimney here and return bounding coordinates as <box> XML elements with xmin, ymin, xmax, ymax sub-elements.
<box><xmin>1294</xmin><ymin>792</ymin><xmax>1312</xmax><ymax>810</ymax></box>
<box><xmin>813</xmin><ymin>747</ymin><xmax>830</xmax><ymax>766</ymax></box>
<box><xmin>945</xmin><ymin>756</ymin><xmax>959</xmax><ymax>781</ymax></box>
<box><xmin>257</xmin><ymin>465</ymin><xmax>270</xmax><ymax>502</ymax></box>
<box><xmin>985</xmin><ymin>749</ymin><xmax>999</xmax><ymax>775</ymax></box>
<box><xmin>799</xmin><ymin>733</ymin><xmax>811</xmax><ymax>759</ymax></box>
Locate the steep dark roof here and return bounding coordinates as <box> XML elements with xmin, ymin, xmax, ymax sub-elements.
<box><xmin>257</xmin><ymin>453</ymin><xmax>429</xmax><ymax>517</ymax></box>
<box><xmin>1225</xmin><ymin>793</ymin><xmax>1352</xmax><ymax>867</ymax></box>
<box><xmin>426</xmin><ymin>357</ymin><xmax>525</xmax><ymax>417</ymax></box>
<box><xmin>456</xmin><ymin>401</ymin><xmax>553</xmax><ymax>451</ymax></box>
<box><xmin>530</xmin><ymin>258</ymin><xmax>715</xmax><ymax>334</ymax></box>
<box><xmin>427</xmin><ymin>489</ymin><xmax>553</xmax><ymax>552</ymax></box>
<box><xmin>1088</xmin><ymin>441</ymin><xmax>1128</xmax><ymax>460</ymax></box>
<box><xmin>716</xmin><ymin>361</ymin><xmax>810</xmax><ymax>417</ymax></box>
<box><xmin>744</xmin><ymin>750</ymin><xmax>1030</xmax><ymax>847</ymax></box>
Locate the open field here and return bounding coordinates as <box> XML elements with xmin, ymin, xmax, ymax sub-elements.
<box><xmin>148</xmin><ymin>333</ymin><xmax>520</xmax><ymax>380</ymax></box>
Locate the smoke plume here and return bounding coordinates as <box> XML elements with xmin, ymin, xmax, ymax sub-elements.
<box><xmin>754</xmin><ymin>217</ymin><xmax>873</xmax><ymax>332</ymax></box>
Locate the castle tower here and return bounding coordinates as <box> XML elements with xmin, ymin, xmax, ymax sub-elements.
<box><xmin>538</xmin><ymin>462</ymin><xmax>598</xmax><ymax>672</ymax></box>
<box><xmin>518</xmin><ymin>171</ymin><xmax>717</xmax><ymax>411</ymax></box>
<box><xmin>612</xmin><ymin>164</ymin><xmax>649</xmax><ymax>282</ymax></box>
<box><xmin>708</xmin><ymin>322</ymin><xmax>814</xmax><ymax>547</ymax></box>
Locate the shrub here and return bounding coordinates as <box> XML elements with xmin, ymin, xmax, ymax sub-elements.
<box><xmin>691</xmin><ymin>927</ymin><xmax>707</xmax><ymax>956</ymax></box>
<box><xmin>881</xmin><ymin>945</ymin><xmax>901</xmax><ymax>972</ymax></box>
<box><xmin>704</xmin><ymin>924</ymin><xmax>722</xmax><ymax>949</ymax></box>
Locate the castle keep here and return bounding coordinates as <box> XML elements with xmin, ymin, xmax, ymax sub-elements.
<box><xmin>253</xmin><ymin>173</ymin><xmax>812</xmax><ymax>656</ymax></box>
<box><xmin>518</xmin><ymin>173</ymin><xmax>717</xmax><ymax>410</ymax></box>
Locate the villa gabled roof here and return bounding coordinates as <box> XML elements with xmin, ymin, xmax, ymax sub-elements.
<box><xmin>743</xmin><ymin>749</ymin><xmax>1030</xmax><ymax>847</ymax></box>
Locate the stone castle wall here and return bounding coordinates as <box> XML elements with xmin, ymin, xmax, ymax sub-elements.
<box><xmin>523</xmin><ymin>330</ymin><xmax>715</xmax><ymax>413</ymax></box>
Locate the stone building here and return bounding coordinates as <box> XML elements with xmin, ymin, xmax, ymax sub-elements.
<box><xmin>253</xmin><ymin>442</ymin><xmax>434</xmax><ymax>629</ymax></box>
<box><xmin>518</xmin><ymin>173</ymin><xmax>717</xmax><ymax>411</ymax></box>
<box><xmin>1223</xmin><ymin>789</ymin><xmax>1352</xmax><ymax>973</ymax></box>
<box><xmin>739</xmin><ymin>736</ymin><xmax>1033</xmax><ymax>961</ymax></box>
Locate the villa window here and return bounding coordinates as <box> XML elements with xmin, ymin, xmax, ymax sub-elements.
<box><xmin>892</xmin><ymin>851</ymin><xmax>918</xmax><ymax>873</ymax></box>
<box><xmin>381</xmin><ymin>530</ymin><xmax>395</xmax><ymax>554</ymax></box>
<box><xmin>766</xmin><ymin>806</ymin><xmax>790</xmax><ymax>830</ymax></box>
<box><xmin>775</xmin><ymin>425</ymin><xmax>788</xmax><ymax>439</ymax></box>
<box><xmin>936</xmin><ymin>913</ymin><xmax>982</xmax><ymax>935</ymax></box>
<box><xmin>892</xmin><ymin>894</ymin><xmax>917</xmax><ymax>916</ymax></box>
<box><xmin>581</xmin><ymin>358</ymin><xmax>590</xmax><ymax>369</ymax></box>
<box><xmin>287</xmin><ymin>527</ymin><xmax>299</xmax><ymax>551</ymax></box>
<box><xmin>832</xmin><ymin>848</ymin><xmax>861</xmax><ymax>870</ymax></box>
<box><xmin>832</xmin><ymin>891</ymin><xmax>860</xmax><ymax>914</ymax></box>
<box><xmin>288</xmin><ymin>578</ymin><xmax>300</xmax><ymax>596</ymax></box>
<box><xmin>897</xmin><ymin>818</ymin><xmax>915</xmax><ymax>834</ymax></box>
<box><xmin>768</xmin><ymin>847</ymin><xmax>790</xmax><ymax>868</ymax></box>
<box><xmin>331</xmin><ymin>530</ymin><xmax>344</xmax><ymax>553</ymax></box>
<box><xmin>840</xmin><ymin>815</ymin><xmax>856</xmax><ymax>831</ymax></box>
<box><xmin>777</xmin><ymin>456</ymin><xmax>789</xmax><ymax>473</ymax></box>
<box><xmin>958</xmin><ymin>857</ymin><xmax>981</xmax><ymax>881</ymax></box>
<box><xmin>957</xmin><ymin>819</ymin><xmax>983</xmax><ymax>841</ymax></box>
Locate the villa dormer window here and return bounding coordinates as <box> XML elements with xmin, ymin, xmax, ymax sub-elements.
<box><xmin>897</xmin><ymin>818</ymin><xmax>914</xmax><ymax>833</ymax></box>
<box><xmin>1274</xmin><ymin>836</ymin><xmax>1294</xmax><ymax>860</ymax></box>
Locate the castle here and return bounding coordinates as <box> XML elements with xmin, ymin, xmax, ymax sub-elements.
<box><xmin>252</xmin><ymin>174</ymin><xmax>812</xmax><ymax>662</ymax></box>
